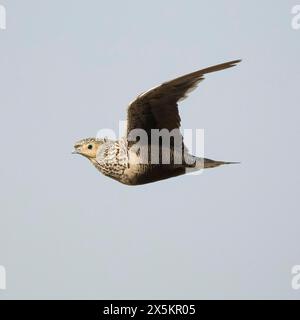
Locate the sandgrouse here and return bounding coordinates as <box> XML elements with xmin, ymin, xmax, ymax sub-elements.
<box><xmin>73</xmin><ymin>60</ymin><xmax>241</xmax><ymax>185</ymax></box>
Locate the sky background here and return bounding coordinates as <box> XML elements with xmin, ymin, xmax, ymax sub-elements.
<box><xmin>0</xmin><ymin>0</ymin><xmax>300</xmax><ymax>299</ymax></box>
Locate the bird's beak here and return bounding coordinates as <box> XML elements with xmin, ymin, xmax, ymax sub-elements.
<box><xmin>72</xmin><ymin>149</ymin><xmax>79</xmax><ymax>155</ymax></box>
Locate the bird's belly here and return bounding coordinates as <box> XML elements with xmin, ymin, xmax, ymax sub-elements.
<box><xmin>120</xmin><ymin>147</ymin><xmax>187</xmax><ymax>185</ymax></box>
<box><xmin>122</xmin><ymin>164</ymin><xmax>185</xmax><ymax>185</ymax></box>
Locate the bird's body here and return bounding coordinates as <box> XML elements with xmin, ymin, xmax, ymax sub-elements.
<box><xmin>73</xmin><ymin>60</ymin><xmax>241</xmax><ymax>185</ymax></box>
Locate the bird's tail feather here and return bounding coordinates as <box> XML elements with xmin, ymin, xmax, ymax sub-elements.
<box><xmin>203</xmin><ymin>158</ymin><xmax>240</xmax><ymax>169</ymax></box>
<box><xmin>185</xmin><ymin>157</ymin><xmax>239</xmax><ymax>169</ymax></box>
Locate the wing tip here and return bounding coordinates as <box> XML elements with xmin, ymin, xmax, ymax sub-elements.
<box><xmin>200</xmin><ymin>59</ymin><xmax>242</xmax><ymax>75</ymax></box>
<box><xmin>228</xmin><ymin>59</ymin><xmax>242</xmax><ymax>66</ymax></box>
<box><xmin>221</xmin><ymin>59</ymin><xmax>242</xmax><ymax>69</ymax></box>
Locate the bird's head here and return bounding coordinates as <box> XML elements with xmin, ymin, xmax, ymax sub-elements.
<box><xmin>72</xmin><ymin>138</ymin><xmax>103</xmax><ymax>159</ymax></box>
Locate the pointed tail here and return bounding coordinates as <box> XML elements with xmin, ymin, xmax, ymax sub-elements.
<box><xmin>203</xmin><ymin>158</ymin><xmax>240</xmax><ymax>169</ymax></box>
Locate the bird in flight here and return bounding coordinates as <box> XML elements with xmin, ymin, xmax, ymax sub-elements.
<box><xmin>73</xmin><ymin>59</ymin><xmax>241</xmax><ymax>185</ymax></box>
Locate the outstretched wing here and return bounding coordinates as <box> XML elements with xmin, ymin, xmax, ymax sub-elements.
<box><xmin>126</xmin><ymin>60</ymin><xmax>241</xmax><ymax>145</ymax></box>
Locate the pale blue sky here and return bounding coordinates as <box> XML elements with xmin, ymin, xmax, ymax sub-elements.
<box><xmin>0</xmin><ymin>0</ymin><xmax>300</xmax><ymax>299</ymax></box>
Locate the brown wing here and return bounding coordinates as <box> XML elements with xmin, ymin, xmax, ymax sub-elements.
<box><xmin>126</xmin><ymin>59</ymin><xmax>241</xmax><ymax>142</ymax></box>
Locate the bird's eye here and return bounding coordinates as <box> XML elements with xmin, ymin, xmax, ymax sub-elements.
<box><xmin>88</xmin><ymin>144</ymin><xmax>93</xmax><ymax>150</ymax></box>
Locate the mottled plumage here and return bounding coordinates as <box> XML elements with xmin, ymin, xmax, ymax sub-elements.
<box><xmin>73</xmin><ymin>60</ymin><xmax>241</xmax><ymax>185</ymax></box>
